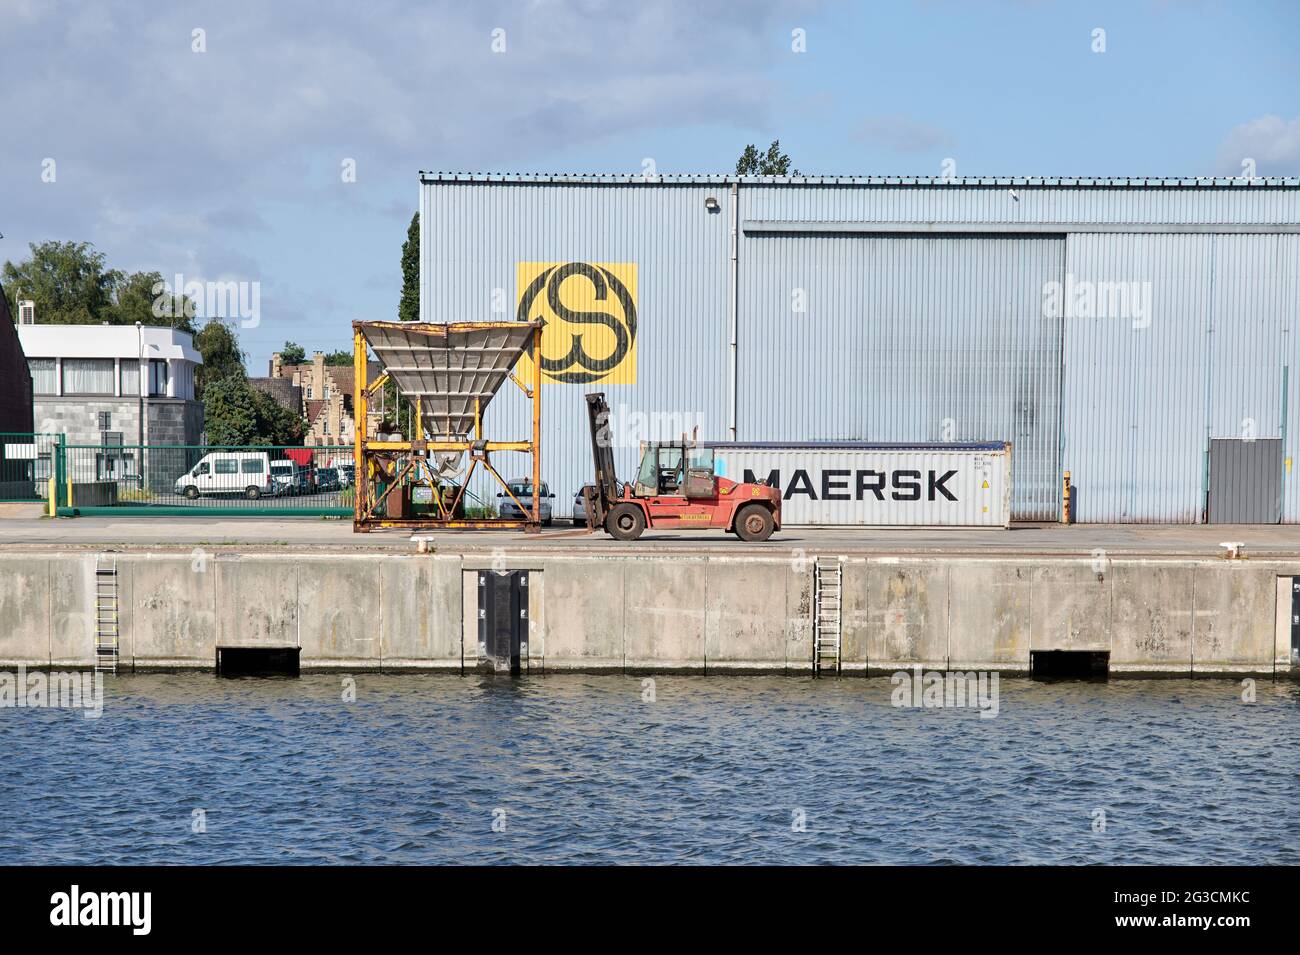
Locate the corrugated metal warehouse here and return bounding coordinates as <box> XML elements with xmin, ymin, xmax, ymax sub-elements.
<box><xmin>418</xmin><ymin>173</ymin><xmax>1300</xmax><ymax>524</ymax></box>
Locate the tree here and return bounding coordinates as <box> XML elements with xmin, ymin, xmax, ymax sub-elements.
<box><xmin>201</xmin><ymin>377</ymin><xmax>259</xmax><ymax>446</ymax></box>
<box><xmin>736</xmin><ymin>140</ymin><xmax>800</xmax><ymax>176</ymax></box>
<box><xmin>193</xmin><ymin>318</ymin><xmax>246</xmax><ymax>400</ymax></box>
<box><xmin>279</xmin><ymin>341</ymin><xmax>306</xmax><ymax>365</ymax></box>
<box><xmin>2</xmin><ymin>242</ymin><xmax>194</xmax><ymax>329</ymax></box>
<box><xmin>323</xmin><ymin>350</ymin><xmax>352</xmax><ymax>366</ymax></box>
<box><xmin>105</xmin><ymin>270</ymin><xmax>196</xmax><ymax>332</ymax></box>
<box><xmin>399</xmin><ymin>211</ymin><xmax>419</xmax><ymax>322</ymax></box>
<box><xmin>2</xmin><ymin>241</ymin><xmax>117</xmax><ymax>324</ymax></box>
<box><xmin>202</xmin><ymin>376</ymin><xmax>305</xmax><ymax>446</ymax></box>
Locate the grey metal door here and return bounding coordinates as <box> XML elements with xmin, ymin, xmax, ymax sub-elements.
<box><xmin>1207</xmin><ymin>438</ymin><xmax>1282</xmax><ymax>523</ymax></box>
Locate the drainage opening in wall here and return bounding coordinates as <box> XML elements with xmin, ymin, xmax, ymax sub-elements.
<box><xmin>1030</xmin><ymin>650</ymin><xmax>1109</xmax><ymax>680</ymax></box>
<box><xmin>215</xmin><ymin>646</ymin><xmax>301</xmax><ymax>677</ymax></box>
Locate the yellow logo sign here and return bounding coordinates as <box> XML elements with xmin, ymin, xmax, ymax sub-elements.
<box><xmin>515</xmin><ymin>262</ymin><xmax>637</xmax><ymax>384</ymax></box>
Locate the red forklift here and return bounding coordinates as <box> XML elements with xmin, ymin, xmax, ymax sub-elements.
<box><xmin>581</xmin><ymin>392</ymin><xmax>781</xmax><ymax>541</ymax></box>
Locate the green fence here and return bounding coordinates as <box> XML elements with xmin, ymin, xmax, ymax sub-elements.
<box><xmin>56</xmin><ymin>443</ymin><xmax>355</xmax><ymax>517</ymax></box>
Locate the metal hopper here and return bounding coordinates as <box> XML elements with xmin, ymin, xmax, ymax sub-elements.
<box><xmin>358</xmin><ymin>321</ymin><xmax>539</xmax><ymax>438</ymax></box>
<box><xmin>351</xmin><ymin>320</ymin><xmax>544</xmax><ymax>532</ymax></box>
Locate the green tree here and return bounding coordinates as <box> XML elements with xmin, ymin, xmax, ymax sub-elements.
<box><xmin>250</xmin><ymin>387</ymin><xmax>306</xmax><ymax>445</ymax></box>
<box><xmin>2</xmin><ymin>243</ymin><xmax>195</xmax><ymax>329</ymax></box>
<box><xmin>201</xmin><ymin>377</ymin><xmax>260</xmax><ymax>446</ymax></box>
<box><xmin>399</xmin><ymin>211</ymin><xmax>419</xmax><ymax>322</ymax></box>
<box><xmin>323</xmin><ymin>350</ymin><xmax>352</xmax><ymax>366</ymax></box>
<box><xmin>2</xmin><ymin>240</ymin><xmax>117</xmax><ymax>324</ymax></box>
<box><xmin>203</xmin><ymin>375</ymin><xmax>305</xmax><ymax>446</ymax></box>
<box><xmin>105</xmin><ymin>270</ymin><xmax>196</xmax><ymax>332</ymax></box>
<box><xmin>193</xmin><ymin>318</ymin><xmax>246</xmax><ymax>399</ymax></box>
<box><xmin>736</xmin><ymin>140</ymin><xmax>800</xmax><ymax>176</ymax></box>
<box><xmin>279</xmin><ymin>341</ymin><xmax>306</xmax><ymax>365</ymax></box>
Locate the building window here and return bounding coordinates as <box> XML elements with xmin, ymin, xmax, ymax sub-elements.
<box><xmin>61</xmin><ymin>359</ymin><xmax>115</xmax><ymax>395</ymax></box>
<box><xmin>120</xmin><ymin>362</ymin><xmax>140</xmax><ymax>397</ymax></box>
<box><xmin>95</xmin><ymin>450</ymin><xmax>136</xmax><ymax>482</ymax></box>
<box><xmin>149</xmin><ymin>360</ymin><xmax>169</xmax><ymax>397</ymax></box>
<box><xmin>98</xmin><ymin>412</ymin><xmax>112</xmax><ymax>431</ymax></box>
<box><xmin>27</xmin><ymin>358</ymin><xmax>56</xmax><ymax>395</ymax></box>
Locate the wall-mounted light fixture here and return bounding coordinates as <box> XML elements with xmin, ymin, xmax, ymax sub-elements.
<box><xmin>704</xmin><ymin>196</ymin><xmax>720</xmax><ymax>213</ymax></box>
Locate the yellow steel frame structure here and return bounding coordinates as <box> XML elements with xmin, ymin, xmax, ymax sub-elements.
<box><xmin>352</xmin><ymin>321</ymin><xmax>543</xmax><ymax>532</ymax></box>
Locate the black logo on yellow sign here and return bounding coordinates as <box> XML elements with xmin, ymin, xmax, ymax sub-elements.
<box><xmin>516</xmin><ymin>261</ymin><xmax>637</xmax><ymax>384</ymax></box>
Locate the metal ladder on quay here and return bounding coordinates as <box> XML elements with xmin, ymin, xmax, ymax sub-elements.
<box><xmin>94</xmin><ymin>553</ymin><xmax>120</xmax><ymax>675</ymax></box>
<box><xmin>813</xmin><ymin>555</ymin><xmax>842</xmax><ymax>675</ymax></box>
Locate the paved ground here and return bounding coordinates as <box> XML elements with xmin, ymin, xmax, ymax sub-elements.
<box><xmin>0</xmin><ymin>515</ymin><xmax>1297</xmax><ymax>558</ymax></box>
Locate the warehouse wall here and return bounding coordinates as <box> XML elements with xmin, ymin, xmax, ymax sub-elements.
<box><xmin>1061</xmin><ymin>233</ymin><xmax>1300</xmax><ymax>522</ymax></box>
<box><xmin>419</xmin><ymin>176</ymin><xmax>1300</xmax><ymax>523</ymax></box>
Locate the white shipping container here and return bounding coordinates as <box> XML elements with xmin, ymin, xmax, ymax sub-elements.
<box><xmin>706</xmin><ymin>443</ymin><xmax>1013</xmax><ymax>527</ymax></box>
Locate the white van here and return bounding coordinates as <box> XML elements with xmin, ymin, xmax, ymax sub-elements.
<box><xmin>174</xmin><ymin>452</ymin><xmax>279</xmax><ymax>499</ymax></box>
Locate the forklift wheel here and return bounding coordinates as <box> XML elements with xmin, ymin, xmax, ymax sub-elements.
<box><xmin>606</xmin><ymin>503</ymin><xmax>646</xmax><ymax>541</ymax></box>
<box><xmin>734</xmin><ymin>504</ymin><xmax>775</xmax><ymax>542</ymax></box>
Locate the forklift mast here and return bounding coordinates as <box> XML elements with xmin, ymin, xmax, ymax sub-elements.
<box><xmin>584</xmin><ymin>392</ymin><xmax>619</xmax><ymax>523</ymax></box>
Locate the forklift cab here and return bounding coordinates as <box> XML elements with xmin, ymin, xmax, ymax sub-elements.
<box><xmin>634</xmin><ymin>443</ymin><xmax>717</xmax><ymax>499</ymax></box>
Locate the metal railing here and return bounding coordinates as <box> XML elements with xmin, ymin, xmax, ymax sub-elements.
<box><xmin>57</xmin><ymin>443</ymin><xmax>355</xmax><ymax>516</ymax></box>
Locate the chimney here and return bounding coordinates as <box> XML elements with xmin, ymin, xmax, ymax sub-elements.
<box><xmin>312</xmin><ymin>351</ymin><xmax>325</xmax><ymax>401</ymax></box>
<box><xmin>270</xmin><ymin>352</ymin><xmax>282</xmax><ymax>378</ymax></box>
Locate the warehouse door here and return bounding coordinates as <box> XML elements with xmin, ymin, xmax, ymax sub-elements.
<box><xmin>1207</xmin><ymin>438</ymin><xmax>1282</xmax><ymax>523</ymax></box>
<box><xmin>738</xmin><ymin>233</ymin><xmax>1066</xmax><ymax>521</ymax></box>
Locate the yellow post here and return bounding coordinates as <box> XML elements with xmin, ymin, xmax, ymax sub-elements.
<box><xmin>1061</xmin><ymin>470</ymin><xmax>1072</xmax><ymax>525</ymax></box>
<box><xmin>66</xmin><ymin>473</ymin><xmax>73</xmax><ymax>508</ymax></box>
<box><xmin>531</xmin><ymin>324</ymin><xmax>542</xmax><ymax>527</ymax></box>
<box><xmin>353</xmin><ymin>327</ymin><xmax>368</xmax><ymax>524</ymax></box>
<box><xmin>47</xmin><ymin>476</ymin><xmax>56</xmax><ymax>516</ymax></box>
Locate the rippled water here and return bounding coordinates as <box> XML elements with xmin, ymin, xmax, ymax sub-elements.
<box><xmin>2</xmin><ymin>673</ymin><xmax>1297</xmax><ymax>864</ymax></box>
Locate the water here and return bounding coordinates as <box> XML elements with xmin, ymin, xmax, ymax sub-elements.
<box><xmin>2</xmin><ymin>674</ymin><xmax>1297</xmax><ymax>865</ymax></box>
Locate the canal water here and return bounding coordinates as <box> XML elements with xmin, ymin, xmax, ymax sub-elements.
<box><xmin>2</xmin><ymin>674</ymin><xmax>1296</xmax><ymax>864</ymax></box>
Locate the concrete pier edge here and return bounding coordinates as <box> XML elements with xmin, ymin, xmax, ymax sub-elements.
<box><xmin>1</xmin><ymin>550</ymin><xmax>1295</xmax><ymax>678</ymax></box>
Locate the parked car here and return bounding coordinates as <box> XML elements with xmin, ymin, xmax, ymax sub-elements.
<box><xmin>270</xmin><ymin>459</ymin><xmax>299</xmax><ymax>495</ymax></box>
<box><xmin>498</xmin><ymin>478</ymin><xmax>554</xmax><ymax>525</ymax></box>
<box><xmin>573</xmin><ymin>485</ymin><xmax>594</xmax><ymax>525</ymax></box>
<box><xmin>174</xmin><ymin>452</ymin><xmax>280</xmax><ymax>499</ymax></box>
<box><xmin>292</xmin><ymin>467</ymin><xmax>318</xmax><ymax>495</ymax></box>
<box><xmin>573</xmin><ymin>482</ymin><xmax>623</xmax><ymax>525</ymax></box>
<box><xmin>316</xmin><ymin>467</ymin><xmax>341</xmax><ymax>492</ymax></box>
<box><xmin>332</xmin><ymin>462</ymin><xmax>355</xmax><ymax>487</ymax></box>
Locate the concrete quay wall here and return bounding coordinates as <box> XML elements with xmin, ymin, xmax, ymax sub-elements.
<box><xmin>0</xmin><ymin>551</ymin><xmax>1294</xmax><ymax>676</ymax></box>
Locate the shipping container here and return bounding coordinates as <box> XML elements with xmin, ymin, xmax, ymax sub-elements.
<box><xmin>704</xmin><ymin>441</ymin><xmax>1012</xmax><ymax>527</ymax></box>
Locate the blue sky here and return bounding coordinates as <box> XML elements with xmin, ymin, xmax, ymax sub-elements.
<box><xmin>2</xmin><ymin>0</ymin><xmax>1297</xmax><ymax>373</ymax></box>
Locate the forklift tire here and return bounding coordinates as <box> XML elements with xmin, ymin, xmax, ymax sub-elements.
<box><xmin>606</xmin><ymin>503</ymin><xmax>646</xmax><ymax>541</ymax></box>
<box><xmin>733</xmin><ymin>504</ymin><xmax>775</xmax><ymax>542</ymax></box>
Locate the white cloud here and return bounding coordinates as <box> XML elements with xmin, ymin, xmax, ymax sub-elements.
<box><xmin>1216</xmin><ymin>115</ymin><xmax>1300</xmax><ymax>176</ymax></box>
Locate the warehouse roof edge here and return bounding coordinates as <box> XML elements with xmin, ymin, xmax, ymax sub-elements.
<box><xmin>419</xmin><ymin>171</ymin><xmax>1300</xmax><ymax>189</ymax></box>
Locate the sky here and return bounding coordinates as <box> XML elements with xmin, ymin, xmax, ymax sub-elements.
<box><xmin>2</xmin><ymin>0</ymin><xmax>1298</xmax><ymax>374</ymax></box>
